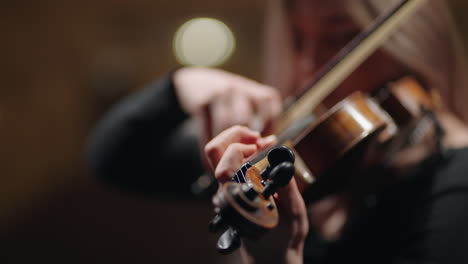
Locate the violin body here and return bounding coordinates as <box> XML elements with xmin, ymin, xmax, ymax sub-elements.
<box><xmin>209</xmin><ymin>76</ymin><xmax>436</xmax><ymax>253</ymax></box>
<box><xmin>293</xmin><ymin>91</ymin><xmax>390</xmax><ymax>187</ymax></box>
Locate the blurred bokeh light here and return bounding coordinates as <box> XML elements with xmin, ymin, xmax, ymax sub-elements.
<box><xmin>173</xmin><ymin>17</ymin><xmax>235</xmax><ymax>66</ymax></box>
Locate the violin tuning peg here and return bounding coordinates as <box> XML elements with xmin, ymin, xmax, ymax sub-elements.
<box><xmin>270</xmin><ymin>161</ymin><xmax>295</xmax><ymax>186</ymax></box>
<box><xmin>240</xmin><ymin>184</ymin><xmax>259</xmax><ymax>201</ymax></box>
<box><xmin>216</xmin><ymin>227</ymin><xmax>241</xmax><ymax>255</ymax></box>
<box><xmin>261</xmin><ymin>146</ymin><xmax>295</xmax><ymax>180</ymax></box>
<box><xmin>209</xmin><ymin>214</ymin><xmax>225</xmax><ymax>233</ymax></box>
<box><xmin>262</xmin><ymin>161</ymin><xmax>295</xmax><ymax>198</ymax></box>
<box><xmin>267</xmin><ymin>146</ymin><xmax>295</xmax><ymax>167</ymax></box>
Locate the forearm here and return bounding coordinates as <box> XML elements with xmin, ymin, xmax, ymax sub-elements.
<box><xmin>86</xmin><ymin>73</ymin><xmax>192</xmax><ymax>194</ymax></box>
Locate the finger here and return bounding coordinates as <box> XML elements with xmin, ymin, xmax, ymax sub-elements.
<box><xmin>198</xmin><ymin>104</ymin><xmax>213</xmax><ymax>145</ymax></box>
<box><xmin>215</xmin><ymin>74</ymin><xmax>282</xmax><ymax>134</ymax></box>
<box><xmin>273</xmin><ymin>178</ymin><xmax>309</xmax><ymax>248</ymax></box>
<box><xmin>214</xmin><ymin>143</ymin><xmax>258</xmax><ymax>183</ymax></box>
<box><xmin>204</xmin><ymin>125</ymin><xmax>260</xmax><ymax>170</ymax></box>
<box><xmin>196</xmin><ymin>109</ymin><xmax>213</xmax><ymax>170</ymax></box>
<box><xmin>256</xmin><ymin>134</ymin><xmax>278</xmax><ymax>150</ymax></box>
<box><xmin>209</xmin><ymin>94</ymin><xmax>232</xmax><ymax>138</ymax></box>
<box><xmin>249</xmin><ymin>88</ymin><xmax>282</xmax><ymax>134</ymax></box>
<box><xmin>211</xmin><ymin>90</ymin><xmax>255</xmax><ymax>136</ymax></box>
<box><xmin>234</xmin><ymin>79</ymin><xmax>281</xmax><ymax>134</ymax></box>
<box><xmin>274</xmin><ymin>178</ymin><xmax>306</xmax><ymax>217</ymax></box>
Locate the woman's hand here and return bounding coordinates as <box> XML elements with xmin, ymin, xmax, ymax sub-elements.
<box><xmin>204</xmin><ymin>126</ymin><xmax>309</xmax><ymax>264</ymax></box>
<box><xmin>173</xmin><ymin>67</ymin><xmax>282</xmax><ymax>145</ymax></box>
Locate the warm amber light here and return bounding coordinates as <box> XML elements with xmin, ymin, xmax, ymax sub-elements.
<box><xmin>173</xmin><ymin>17</ymin><xmax>236</xmax><ymax>66</ymax></box>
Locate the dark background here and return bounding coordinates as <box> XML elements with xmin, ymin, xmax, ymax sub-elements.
<box><xmin>1</xmin><ymin>1</ymin><xmax>467</xmax><ymax>263</ymax></box>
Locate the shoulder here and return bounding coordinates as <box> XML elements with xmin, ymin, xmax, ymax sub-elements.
<box><xmin>430</xmin><ymin>147</ymin><xmax>468</xmax><ymax>193</ymax></box>
<box><xmin>396</xmin><ymin>147</ymin><xmax>468</xmax><ymax>263</ymax></box>
<box><xmin>358</xmin><ymin>148</ymin><xmax>468</xmax><ymax>262</ymax></box>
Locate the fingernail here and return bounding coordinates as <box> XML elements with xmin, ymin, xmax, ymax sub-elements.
<box><xmin>257</xmin><ymin>135</ymin><xmax>277</xmax><ymax>146</ymax></box>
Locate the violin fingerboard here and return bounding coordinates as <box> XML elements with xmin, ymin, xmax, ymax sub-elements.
<box><xmin>233</xmin><ymin>163</ymin><xmax>252</xmax><ymax>183</ymax></box>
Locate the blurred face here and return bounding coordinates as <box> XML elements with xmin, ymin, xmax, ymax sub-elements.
<box><xmin>287</xmin><ymin>0</ymin><xmax>409</xmax><ymax>107</ymax></box>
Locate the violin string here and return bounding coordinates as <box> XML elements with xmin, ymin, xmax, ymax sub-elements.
<box><xmin>233</xmin><ymin>169</ymin><xmax>241</xmax><ymax>183</ymax></box>
<box><xmin>240</xmin><ymin>163</ymin><xmax>251</xmax><ymax>183</ymax></box>
<box><xmin>232</xmin><ymin>164</ymin><xmax>249</xmax><ymax>183</ymax></box>
<box><xmin>238</xmin><ymin>165</ymin><xmax>246</xmax><ymax>183</ymax></box>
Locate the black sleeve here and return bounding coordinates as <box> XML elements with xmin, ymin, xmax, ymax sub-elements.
<box><xmin>363</xmin><ymin>187</ymin><xmax>468</xmax><ymax>264</ymax></box>
<box><xmin>393</xmin><ymin>149</ymin><xmax>468</xmax><ymax>264</ymax></box>
<box><xmin>86</xmin><ymin>73</ymin><xmax>204</xmax><ymax>198</ymax></box>
<box><xmin>303</xmin><ymin>148</ymin><xmax>468</xmax><ymax>264</ymax></box>
<box><xmin>412</xmin><ymin>190</ymin><xmax>468</xmax><ymax>263</ymax></box>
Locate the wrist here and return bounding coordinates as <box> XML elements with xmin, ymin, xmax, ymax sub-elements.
<box><xmin>170</xmin><ymin>67</ymin><xmax>192</xmax><ymax>115</ymax></box>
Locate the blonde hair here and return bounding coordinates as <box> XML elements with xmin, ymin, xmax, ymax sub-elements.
<box><xmin>262</xmin><ymin>0</ymin><xmax>468</xmax><ymax>123</ymax></box>
<box><xmin>346</xmin><ymin>0</ymin><xmax>468</xmax><ymax>122</ymax></box>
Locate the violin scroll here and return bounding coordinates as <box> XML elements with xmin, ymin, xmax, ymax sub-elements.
<box><xmin>208</xmin><ymin>146</ymin><xmax>296</xmax><ymax>254</ymax></box>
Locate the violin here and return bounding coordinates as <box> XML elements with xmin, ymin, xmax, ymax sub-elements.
<box><xmin>208</xmin><ymin>0</ymin><xmax>437</xmax><ymax>254</ymax></box>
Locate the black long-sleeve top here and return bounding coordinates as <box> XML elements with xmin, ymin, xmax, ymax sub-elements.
<box><xmin>86</xmin><ymin>74</ymin><xmax>204</xmax><ymax>198</ymax></box>
<box><xmin>304</xmin><ymin>147</ymin><xmax>468</xmax><ymax>264</ymax></box>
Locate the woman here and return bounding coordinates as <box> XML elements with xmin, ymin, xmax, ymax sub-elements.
<box><xmin>205</xmin><ymin>0</ymin><xmax>468</xmax><ymax>263</ymax></box>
